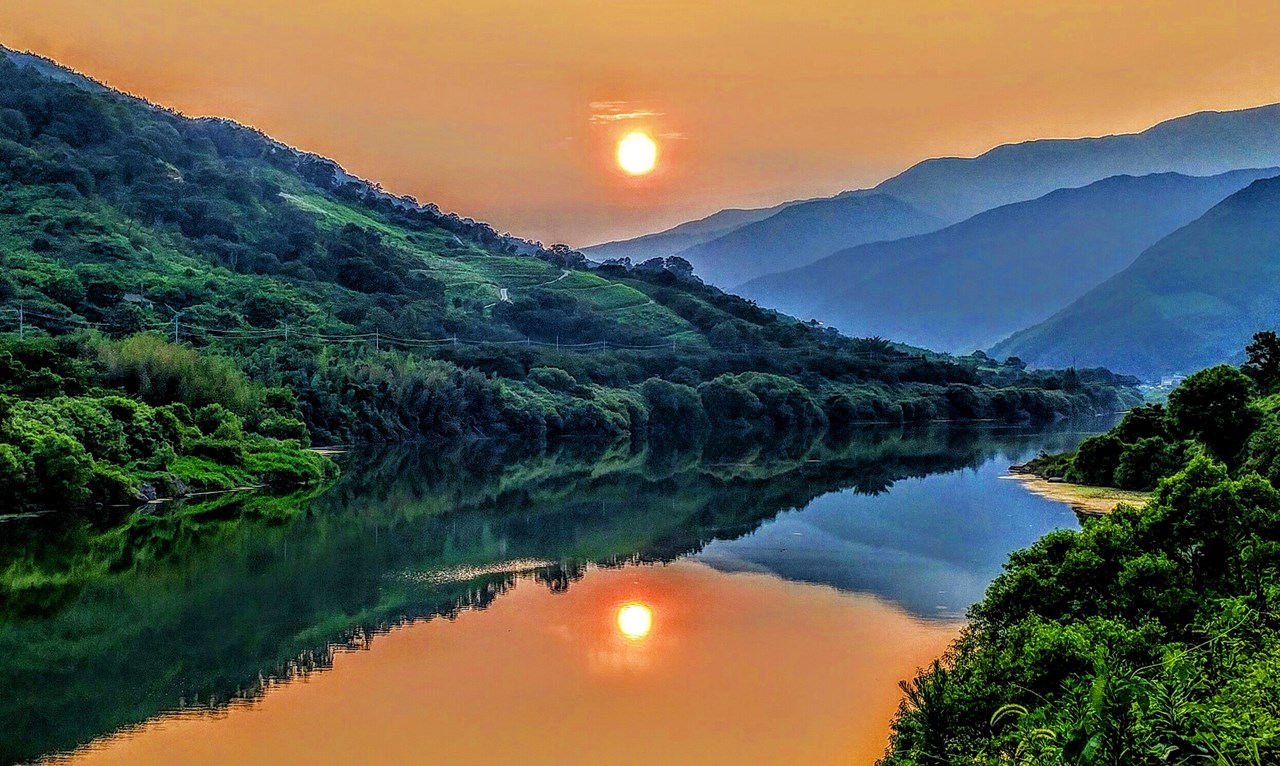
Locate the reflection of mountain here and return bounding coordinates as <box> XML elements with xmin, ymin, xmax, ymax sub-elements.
<box><xmin>0</xmin><ymin>423</ymin><xmax>1103</xmax><ymax>765</ymax></box>
<box><xmin>697</xmin><ymin>459</ymin><xmax>1080</xmax><ymax>620</ymax></box>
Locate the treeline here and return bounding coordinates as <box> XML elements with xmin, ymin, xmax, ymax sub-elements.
<box><xmin>1026</xmin><ymin>331</ymin><xmax>1280</xmax><ymax>491</ymax></box>
<box><xmin>0</xmin><ymin>329</ymin><xmax>1137</xmax><ymax>512</ymax></box>
<box><xmin>880</xmin><ymin>335</ymin><xmax>1280</xmax><ymax>765</ymax></box>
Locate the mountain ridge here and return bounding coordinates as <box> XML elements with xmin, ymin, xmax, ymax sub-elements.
<box><xmin>587</xmin><ymin>101</ymin><xmax>1280</xmax><ymax>288</ymax></box>
<box><xmin>990</xmin><ymin>175</ymin><xmax>1280</xmax><ymax>379</ymax></box>
<box><xmin>738</xmin><ymin>168</ymin><xmax>1280</xmax><ymax>353</ymax></box>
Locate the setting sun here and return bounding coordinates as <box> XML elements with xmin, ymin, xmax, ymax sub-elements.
<box><xmin>616</xmin><ymin>603</ymin><xmax>654</xmax><ymax>640</ymax></box>
<box><xmin>616</xmin><ymin>132</ymin><xmax>658</xmax><ymax>175</ymax></box>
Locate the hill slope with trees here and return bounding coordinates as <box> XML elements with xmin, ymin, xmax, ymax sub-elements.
<box><xmin>0</xmin><ymin>46</ymin><xmax>1140</xmax><ymax>512</ymax></box>
<box><xmin>881</xmin><ymin>337</ymin><xmax>1280</xmax><ymax>764</ymax></box>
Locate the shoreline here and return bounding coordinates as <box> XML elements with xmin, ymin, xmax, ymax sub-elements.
<box><xmin>1001</xmin><ymin>473</ymin><xmax>1149</xmax><ymax>516</ymax></box>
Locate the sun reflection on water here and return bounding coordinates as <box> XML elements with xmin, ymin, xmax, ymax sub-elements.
<box><xmin>615</xmin><ymin>602</ymin><xmax>654</xmax><ymax>641</ymax></box>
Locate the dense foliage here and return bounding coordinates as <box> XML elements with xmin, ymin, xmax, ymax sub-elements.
<box><xmin>882</xmin><ymin>337</ymin><xmax>1280</xmax><ymax>765</ymax></box>
<box><xmin>0</xmin><ymin>333</ymin><xmax>333</xmax><ymax>512</ymax></box>
<box><xmin>0</xmin><ymin>50</ymin><xmax>1142</xmax><ymax>510</ymax></box>
<box><xmin>1026</xmin><ymin>334</ymin><xmax>1280</xmax><ymax>491</ymax></box>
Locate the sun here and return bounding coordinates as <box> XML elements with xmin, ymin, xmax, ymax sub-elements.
<box><xmin>616</xmin><ymin>131</ymin><xmax>658</xmax><ymax>175</ymax></box>
<box><xmin>616</xmin><ymin>602</ymin><xmax>654</xmax><ymax>640</ymax></box>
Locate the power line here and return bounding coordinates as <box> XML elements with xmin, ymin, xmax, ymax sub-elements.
<box><xmin>0</xmin><ymin>303</ymin><xmax>901</xmax><ymax>359</ymax></box>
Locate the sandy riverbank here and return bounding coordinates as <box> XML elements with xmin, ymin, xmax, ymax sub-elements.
<box><xmin>1001</xmin><ymin>474</ymin><xmax>1149</xmax><ymax>516</ymax></box>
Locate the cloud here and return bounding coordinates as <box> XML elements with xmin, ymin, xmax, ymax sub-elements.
<box><xmin>589</xmin><ymin>100</ymin><xmax>663</xmax><ymax>123</ymax></box>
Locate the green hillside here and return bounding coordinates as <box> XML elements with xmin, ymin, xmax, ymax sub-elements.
<box><xmin>0</xmin><ymin>47</ymin><xmax>1139</xmax><ymax>512</ymax></box>
<box><xmin>882</xmin><ymin>350</ymin><xmax>1280</xmax><ymax>765</ymax></box>
<box><xmin>992</xmin><ymin>176</ymin><xmax>1280</xmax><ymax>379</ymax></box>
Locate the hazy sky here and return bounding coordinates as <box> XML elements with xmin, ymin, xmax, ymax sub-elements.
<box><xmin>7</xmin><ymin>1</ymin><xmax>1280</xmax><ymax>246</ymax></box>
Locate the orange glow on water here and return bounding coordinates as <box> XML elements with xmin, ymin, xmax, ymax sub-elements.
<box><xmin>50</xmin><ymin>562</ymin><xmax>962</xmax><ymax>766</ymax></box>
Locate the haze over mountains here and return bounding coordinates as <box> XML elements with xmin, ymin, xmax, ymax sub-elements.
<box><xmin>739</xmin><ymin>168</ymin><xmax>1280</xmax><ymax>354</ymax></box>
<box><xmin>992</xmin><ymin>176</ymin><xmax>1280</xmax><ymax>379</ymax></box>
<box><xmin>591</xmin><ymin>102</ymin><xmax>1280</xmax><ymax>378</ymax></box>
<box><xmin>588</xmin><ymin>104</ymin><xmax>1280</xmax><ymax>286</ymax></box>
<box><xmin>654</xmin><ymin>194</ymin><xmax>942</xmax><ymax>287</ymax></box>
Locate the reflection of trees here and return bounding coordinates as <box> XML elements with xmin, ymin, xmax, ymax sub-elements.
<box><xmin>0</xmin><ymin>419</ymin><xmax>1106</xmax><ymax>764</ymax></box>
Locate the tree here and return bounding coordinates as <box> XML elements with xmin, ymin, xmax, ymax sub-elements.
<box><xmin>1243</xmin><ymin>330</ymin><xmax>1280</xmax><ymax>394</ymax></box>
<box><xmin>1113</xmin><ymin>403</ymin><xmax>1168</xmax><ymax>443</ymax></box>
<box><xmin>1072</xmin><ymin>433</ymin><xmax>1125</xmax><ymax>485</ymax></box>
<box><xmin>1166</xmin><ymin>365</ymin><xmax>1256</xmax><ymax>462</ymax></box>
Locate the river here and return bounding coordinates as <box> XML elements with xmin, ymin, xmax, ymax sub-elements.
<box><xmin>2</xmin><ymin>421</ymin><xmax>1112</xmax><ymax>765</ymax></box>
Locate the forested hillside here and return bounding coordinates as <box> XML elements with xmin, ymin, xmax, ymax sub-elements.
<box><xmin>0</xmin><ymin>47</ymin><xmax>1139</xmax><ymax>511</ymax></box>
<box><xmin>881</xmin><ymin>339</ymin><xmax>1280</xmax><ymax>764</ymax></box>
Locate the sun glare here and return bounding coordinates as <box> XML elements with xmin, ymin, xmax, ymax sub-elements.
<box><xmin>616</xmin><ymin>602</ymin><xmax>654</xmax><ymax>640</ymax></box>
<box><xmin>616</xmin><ymin>131</ymin><xmax>658</xmax><ymax>175</ymax></box>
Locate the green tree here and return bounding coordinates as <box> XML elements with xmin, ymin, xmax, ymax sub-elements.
<box><xmin>1072</xmin><ymin>433</ymin><xmax>1125</xmax><ymax>485</ymax></box>
<box><xmin>1166</xmin><ymin>365</ymin><xmax>1256</xmax><ymax>462</ymax></box>
<box><xmin>1243</xmin><ymin>329</ymin><xmax>1280</xmax><ymax>394</ymax></box>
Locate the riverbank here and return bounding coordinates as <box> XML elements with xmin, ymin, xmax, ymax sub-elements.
<box><xmin>1000</xmin><ymin>473</ymin><xmax>1149</xmax><ymax>515</ymax></box>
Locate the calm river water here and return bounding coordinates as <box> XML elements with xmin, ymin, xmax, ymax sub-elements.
<box><xmin>3</xmin><ymin>422</ymin><xmax>1111</xmax><ymax>766</ymax></box>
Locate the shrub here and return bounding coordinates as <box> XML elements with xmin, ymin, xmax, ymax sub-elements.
<box><xmin>1071</xmin><ymin>433</ymin><xmax>1125</xmax><ymax>485</ymax></box>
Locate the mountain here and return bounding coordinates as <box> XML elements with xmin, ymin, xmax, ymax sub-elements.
<box><xmin>0</xmin><ymin>41</ymin><xmax>1138</xmax><ymax>478</ymax></box>
<box><xmin>991</xmin><ymin>176</ymin><xmax>1280</xmax><ymax>379</ymax></box>
<box><xmin>582</xmin><ymin>204</ymin><xmax>793</xmax><ymax>263</ymax></box>
<box><xmin>874</xmin><ymin>103</ymin><xmax>1280</xmax><ymax>223</ymax></box>
<box><xmin>667</xmin><ymin>193</ymin><xmax>943</xmax><ymax>287</ymax></box>
<box><xmin>737</xmin><ymin>169</ymin><xmax>1280</xmax><ymax>353</ymax></box>
<box><xmin>589</xmin><ymin>102</ymin><xmax>1280</xmax><ymax>288</ymax></box>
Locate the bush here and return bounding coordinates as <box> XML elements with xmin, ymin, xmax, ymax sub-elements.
<box><xmin>28</xmin><ymin>431</ymin><xmax>95</xmax><ymax>508</ymax></box>
<box><xmin>1167</xmin><ymin>365</ymin><xmax>1256</xmax><ymax>462</ymax></box>
<box><xmin>1113</xmin><ymin>436</ymin><xmax>1188</xmax><ymax>490</ymax></box>
<box><xmin>1071</xmin><ymin>433</ymin><xmax>1125</xmax><ymax>485</ymax></box>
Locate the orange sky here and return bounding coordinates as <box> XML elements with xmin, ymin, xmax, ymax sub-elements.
<box><xmin>6</xmin><ymin>1</ymin><xmax>1280</xmax><ymax>246</ymax></box>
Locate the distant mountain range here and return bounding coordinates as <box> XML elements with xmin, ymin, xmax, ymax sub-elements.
<box><xmin>655</xmin><ymin>193</ymin><xmax>942</xmax><ymax>287</ymax></box>
<box><xmin>992</xmin><ymin>175</ymin><xmax>1280</xmax><ymax>379</ymax></box>
<box><xmin>588</xmin><ymin>102</ymin><xmax>1280</xmax><ymax>379</ymax></box>
<box><xmin>582</xmin><ymin>205</ymin><xmax>794</xmax><ymax>265</ymax></box>
<box><xmin>586</xmin><ymin>103</ymin><xmax>1280</xmax><ymax>289</ymax></box>
<box><xmin>738</xmin><ymin>168</ymin><xmax>1280</xmax><ymax>354</ymax></box>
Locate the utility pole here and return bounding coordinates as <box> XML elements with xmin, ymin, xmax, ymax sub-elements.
<box><xmin>172</xmin><ymin>314</ymin><xmax>179</xmax><ymax>343</ymax></box>
<box><xmin>18</xmin><ymin>304</ymin><xmax>24</xmax><ymax>340</ymax></box>
<box><xmin>283</xmin><ymin>321</ymin><xmax>289</xmax><ymax>343</ymax></box>
<box><xmin>556</xmin><ymin>335</ymin><xmax>560</xmax><ymax>351</ymax></box>
<box><xmin>375</xmin><ymin>329</ymin><xmax>380</xmax><ymax>353</ymax></box>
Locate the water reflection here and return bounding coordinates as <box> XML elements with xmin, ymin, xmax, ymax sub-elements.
<box><xmin>616</xmin><ymin>603</ymin><xmax>654</xmax><ymax>641</ymax></box>
<box><xmin>45</xmin><ymin>564</ymin><xmax>961</xmax><ymax>766</ymax></box>
<box><xmin>1</xmin><ymin>421</ymin><xmax>1112</xmax><ymax>765</ymax></box>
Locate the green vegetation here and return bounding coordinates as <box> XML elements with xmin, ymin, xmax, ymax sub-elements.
<box><xmin>881</xmin><ymin>337</ymin><xmax>1280</xmax><ymax>765</ymax></box>
<box><xmin>0</xmin><ymin>51</ymin><xmax>1142</xmax><ymax>510</ymax></box>
<box><xmin>1022</xmin><ymin>334</ymin><xmax>1280</xmax><ymax>492</ymax></box>
<box><xmin>0</xmin><ymin>333</ymin><xmax>335</xmax><ymax>512</ymax></box>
